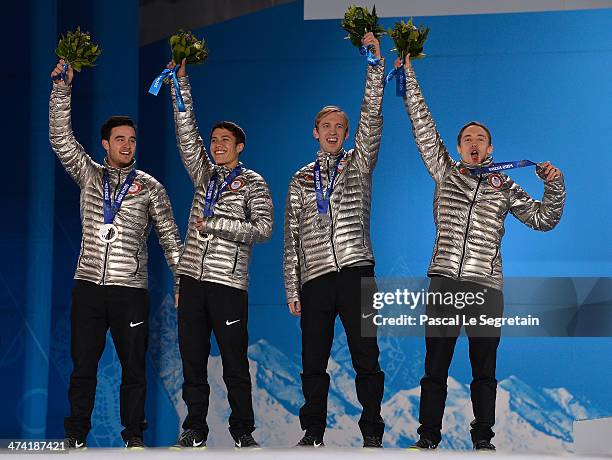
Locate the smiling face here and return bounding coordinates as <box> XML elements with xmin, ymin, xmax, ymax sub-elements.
<box><xmin>210</xmin><ymin>128</ymin><xmax>244</xmax><ymax>169</ymax></box>
<box><xmin>102</xmin><ymin>125</ymin><xmax>136</xmax><ymax>168</ymax></box>
<box><xmin>313</xmin><ymin>110</ymin><xmax>349</xmax><ymax>154</ymax></box>
<box><xmin>457</xmin><ymin>124</ymin><xmax>493</xmax><ymax>165</ymax></box>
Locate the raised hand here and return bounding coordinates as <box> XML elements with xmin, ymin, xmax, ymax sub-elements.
<box><xmin>51</xmin><ymin>59</ymin><xmax>74</xmax><ymax>86</ymax></box>
<box><xmin>362</xmin><ymin>32</ymin><xmax>381</xmax><ymax>59</ymax></box>
<box><xmin>537</xmin><ymin>161</ymin><xmax>563</xmax><ymax>182</ymax></box>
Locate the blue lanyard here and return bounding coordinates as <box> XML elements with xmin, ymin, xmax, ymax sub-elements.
<box><xmin>314</xmin><ymin>153</ymin><xmax>345</xmax><ymax>215</ymax></box>
<box><xmin>203</xmin><ymin>165</ymin><xmax>242</xmax><ymax>217</ymax></box>
<box><xmin>384</xmin><ymin>66</ymin><xmax>406</xmax><ymax>97</ymax></box>
<box><xmin>471</xmin><ymin>160</ymin><xmax>537</xmax><ymax>176</ymax></box>
<box><xmin>359</xmin><ymin>45</ymin><xmax>381</xmax><ymax>66</ymax></box>
<box><xmin>148</xmin><ymin>64</ymin><xmax>185</xmax><ymax>112</ymax></box>
<box><xmin>103</xmin><ymin>169</ymin><xmax>137</xmax><ymax>224</ymax></box>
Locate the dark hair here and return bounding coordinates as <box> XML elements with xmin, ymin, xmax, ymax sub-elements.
<box><xmin>101</xmin><ymin>116</ymin><xmax>137</xmax><ymax>141</ymax></box>
<box><xmin>457</xmin><ymin>121</ymin><xmax>492</xmax><ymax>146</ymax></box>
<box><xmin>210</xmin><ymin>121</ymin><xmax>246</xmax><ymax>146</ymax></box>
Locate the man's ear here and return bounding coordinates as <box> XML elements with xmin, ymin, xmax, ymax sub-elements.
<box><xmin>313</xmin><ymin>127</ymin><xmax>320</xmax><ymax>140</ymax></box>
<box><xmin>487</xmin><ymin>144</ymin><xmax>494</xmax><ymax>154</ymax></box>
<box><xmin>101</xmin><ymin>139</ymin><xmax>110</xmax><ymax>153</ymax></box>
<box><xmin>236</xmin><ymin>143</ymin><xmax>245</xmax><ymax>155</ymax></box>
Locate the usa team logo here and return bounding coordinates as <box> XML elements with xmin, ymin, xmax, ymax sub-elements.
<box><xmin>338</xmin><ymin>159</ymin><xmax>348</xmax><ymax>171</ymax></box>
<box><xmin>128</xmin><ymin>182</ymin><xmax>142</xmax><ymax>194</ymax></box>
<box><xmin>488</xmin><ymin>173</ymin><xmax>503</xmax><ymax>189</ymax></box>
<box><xmin>229</xmin><ymin>177</ymin><xmax>245</xmax><ymax>192</ymax></box>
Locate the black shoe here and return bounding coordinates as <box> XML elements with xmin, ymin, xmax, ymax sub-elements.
<box><xmin>171</xmin><ymin>429</ymin><xmax>206</xmax><ymax>449</ymax></box>
<box><xmin>65</xmin><ymin>437</ymin><xmax>87</xmax><ymax>450</ymax></box>
<box><xmin>125</xmin><ymin>437</ymin><xmax>145</xmax><ymax>449</ymax></box>
<box><xmin>474</xmin><ymin>440</ymin><xmax>496</xmax><ymax>451</ymax></box>
<box><xmin>234</xmin><ymin>433</ymin><xmax>260</xmax><ymax>448</ymax></box>
<box><xmin>408</xmin><ymin>438</ymin><xmax>438</xmax><ymax>450</ymax></box>
<box><xmin>363</xmin><ymin>435</ymin><xmax>383</xmax><ymax>448</ymax></box>
<box><xmin>296</xmin><ymin>434</ymin><xmax>324</xmax><ymax>447</ymax></box>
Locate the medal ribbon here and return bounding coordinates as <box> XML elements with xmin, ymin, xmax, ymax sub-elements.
<box><xmin>148</xmin><ymin>64</ymin><xmax>185</xmax><ymax>112</ymax></box>
<box><xmin>314</xmin><ymin>152</ymin><xmax>345</xmax><ymax>215</ymax></box>
<box><xmin>203</xmin><ymin>165</ymin><xmax>242</xmax><ymax>217</ymax></box>
<box><xmin>470</xmin><ymin>160</ymin><xmax>537</xmax><ymax>176</ymax></box>
<box><xmin>384</xmin><ymin>66</ymin><xmax>406</xmax><ymax>97</ymax></box>
<box><xmin>103</xmin><ymin>169</ymin><xmax>137</xmax><ymax>224</ymax></box>
<box><xmin>359</xmin><ymin>44</ymin><xmax>381</xmax><ymax>67</ymax></box>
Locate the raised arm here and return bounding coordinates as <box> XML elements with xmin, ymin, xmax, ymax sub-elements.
<box><xmin>196</xmin><ymin>175</ymin><xmax>274</xmax><ymax>245</ymax></box>
<box><xmin>509</xmin><ymin>162</ymin><xmax>566</xmax><ymax>231</ymax></box>
<box><xmin>170</xmin><ymin>60</ymin><xmax>214</xmax><ymax>185</ymax></box>
<box><xmin>402</xmin><ymin>57</ymin><xmax>453</xmax><ymax>183</ymax></box>
<box><xmin>148</xmin><ymin>178</ymin><xmax>183</xmax><ymax>292</ymax></box>
<box><xmin>49</xmin><ymin>60</ymin><xmax>97</xmax><ymax>187</ymax></box>
<box><xmin>283</xmin><ymin>174</ymin><xmax>302</xmax><ymax>312</ymax></box>
<box><xmin>353</xmin><ymin>32</ymin><xmax>385</xmax><ymax>174</ymax></box>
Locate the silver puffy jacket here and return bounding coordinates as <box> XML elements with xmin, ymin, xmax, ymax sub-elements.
<box><xmin>283</xmin><ymin>61</ymin><xmax>385</xmax><ymax>303</ymax></box>
<box><xmin>403</xmin><ymin>65</ymin><xmax>566</xmax><ymax>290</ymax></box>
<box><xmin>49</xmin><ymin>84</ymin><xmax>182</xmax><ymax>290</ymax></box>
<box><xmin>171</xmin><ymin>77</ymin><xmax>273</xmax><ymax>291</ymax></box>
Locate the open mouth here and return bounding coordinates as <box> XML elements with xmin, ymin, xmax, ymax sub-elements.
<box><xmin>470</xmin><ymin>150</ymin><xmax>479</xmax><ymax>162</ymax></box>
<box><xmin>326</xmin><ymin>137</ymin><xmax>338</xmax><ymax>145</ymax></box>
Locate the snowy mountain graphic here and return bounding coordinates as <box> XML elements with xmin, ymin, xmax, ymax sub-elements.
<box><xmin>147</xmin><ymin>296</ymin><xmax>601</xmax><ymax>451</ymax></box>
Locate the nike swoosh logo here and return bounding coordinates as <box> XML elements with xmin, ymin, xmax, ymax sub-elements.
<box><xmin>314</xmin><ymin>441</ymin><xmax>322</xmax><ymax>447</ymax></box>
<box><xmin>130</xmin><ymin>321</ymin><xmax>144</xmax><ymax>328</ymax></box>
<box><xmin>75</xmin><ymin>442</ymin><xmax>84</xmax><ymax>448</ymax></box>
<box><xmin>226</xmin><ymin>319</ymin><xmax>240</xmax><ymax>326</ymax></box>
<box><xmin>236</xmin><ymin>441</ymin><xmax>241</xmax><ymax>448</ymax></box>
<box><xmin>193</xmin><ymin>440</ymin><xmax>203</xmax><ymax>447</ymax></box>
<box><xmin>362</xmin><ymin>313</ymin><xmax>374</xmax><ymax>319</ymax></box>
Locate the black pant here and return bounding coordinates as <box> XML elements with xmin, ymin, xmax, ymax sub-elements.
<box><xmin>177</xmin><ymin>275</ymin><xmax>254</xmax><ymax>441</ymax></box>
<box><xmin>64</xmin><ymin>280</ymin><xmax>149</xmax><ymax>442</ymax></box>
<box><xmin>418</xmin><ymin>276</ymin><xmax>503</xmax><ymax>444</ymax></box>
<box><xmin>299</xmin><ymin>265</ymin><xmax>385</xmax><ymax>438</ymax></box>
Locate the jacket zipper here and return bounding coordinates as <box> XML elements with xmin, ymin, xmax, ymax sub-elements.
<box><xmin>327</xmin><ymin>159</ymin><xmax>340</xmax><ymax>271</ymax></box>
<box><xmin>102</xmin><ymin>169</ymin><xmax>122</xmax><ymax>284</ymax></box>
<box><xmin>458</xmin><ymin>173</ymin><xmax>483</xmax><ymax>278</ymax></box>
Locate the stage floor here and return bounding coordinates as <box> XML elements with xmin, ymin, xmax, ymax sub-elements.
<box><xmin>0</xmin><ymin>448</ymin><xmax>608</xmax><ymax>459</ymax></box>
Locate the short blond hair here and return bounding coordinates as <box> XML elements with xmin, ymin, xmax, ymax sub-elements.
<box><xmin>314</xmin><ymin>105</ymin><xmax>349</xmax><ymax>132</ymax></box>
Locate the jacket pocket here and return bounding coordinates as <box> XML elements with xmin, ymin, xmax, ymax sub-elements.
<box><xmin>490</xmin><ymin>245</ymin><xmax>499</xmax><ymax>275</ymax></box>
<box><xmin>361</xmin><ymin>221</ymin><xmax>367</xmax><ymax>248</ymax></box>
<box><xmin>300</xmin><ymin>241</ymin><xmax>308</xmax><ymax>270</ymax></box>
<box><xmin>231</xmin><ymin>246</ymin><xmax>239</xmax><ymax>275</ymax></box>
<box><xmin>432</xmin><ymin>234</ymin><xmax>441</xmax><ymax>261</ymax></box>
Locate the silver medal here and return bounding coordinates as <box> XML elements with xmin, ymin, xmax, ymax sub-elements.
<box><xmin>98</xmin><ymin>223</ymin><xmax>118</xmax><ymax>244</ymax></box>
<box><xmin>197</xmin><ymin>232</ymin><xmax>213</xmax><ymax>242</ymax></box>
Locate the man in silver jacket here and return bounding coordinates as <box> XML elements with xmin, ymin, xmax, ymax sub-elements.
<box><xmin>283</xmin><ymin>33</ymin><xmax>386</xmax><ymax>448</ymax></box>
<box><xmin>168</xmin><ymin>61</ymin><xmax>273</xmax><ymax>449</ymax></box>
<box><xmin>400</xmin><ymin>55</ymin><xmax>566</xmax><ymax>451</ymax></box>
<box><xmin>49</xmin><ymin>60</ymin><xmax>182</xmax><ymax>449</ymax></box>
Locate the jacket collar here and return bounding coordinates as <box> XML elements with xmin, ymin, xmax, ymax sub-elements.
<box><xmin>214</xmin><ymin>161</ymin><xmax>243</xmax><ymax>179</ymax></box>
<box><xmin>459</xmin><ymin>155</ymin><xmax>494</xmax><ymax>173</ymax></box>
<box><xmin>316</xmin><ymin>149</ymin><xmax>346</xmax><ymax>164</ymax></box>
<box><xmin>103</xmin><ymin>157</ymin><xmax>136</xmax><ymax>176</ymax></box>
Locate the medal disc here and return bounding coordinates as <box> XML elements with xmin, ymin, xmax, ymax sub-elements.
<box><xmin>197</xmin><ymin>232</ymin><xmax>213</xmax><ymax>242</ymax></box>
<box><xmin>98</xmin><ymin>223</ymin><xmax>118</xmax><ymax>244</ymax></box>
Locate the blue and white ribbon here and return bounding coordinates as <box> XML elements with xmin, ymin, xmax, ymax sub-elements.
<box><xmin>148</xmin><ymin>64</ymin><xmax>185</xmax><ymax>112</ymax></box>
<box><xmin>359</xmin><ymin>45</ymin><xmax>381</xmax><ymax>67</ymax></box>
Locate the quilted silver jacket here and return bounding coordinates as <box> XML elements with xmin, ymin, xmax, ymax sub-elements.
<box><xmin>49</xmin><ymin>84</ymin><xmax>182</xmax><ymax>290</ymax></box>
<box><xmin>171</xmin><ymin>77</ymin><xmax>273</xmax><ymax>291</ymax></box>
<box><xmin>283</xmin><ymin>60</ymin><xmax>386</xmax><ymax>303</ymax></box>
<box><xmin>403</xmin><ymin>65</ymin><xmax>566</xmax><ymax>290</ymax></box>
